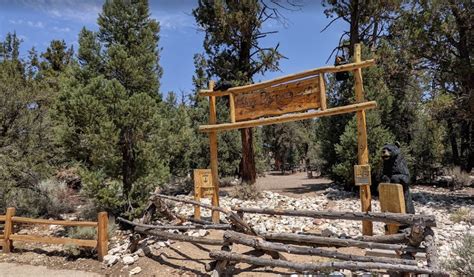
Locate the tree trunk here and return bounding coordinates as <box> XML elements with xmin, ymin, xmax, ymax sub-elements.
<box><xmin>447</xmin><ymin>118</ymin><xmax>460</xmax><ymax>165</ymax></box>
<box><xmin>349</xmin><ymin>0</ymin><xmax>360</xmax><ymax>57</ymax></box>
<box><xmin>240</xmin><ymin>128</ymin><xmax>257</xmax><ymax>184</ymax></box>
<box><xmin>460</xmin><ymin>120</ymin><xmax>473</xmax><ymax>172</ymax></box>
<box><xmin>120</xmin><ymin>126</ymin><xmax>135</xmax><ymax>197</ymax></box>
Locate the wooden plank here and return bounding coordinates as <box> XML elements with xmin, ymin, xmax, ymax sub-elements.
<box><xmin>3</xmin><ymin>207</ymin><xmax>15</xmax><ymax>253</ymax></box>
<box><xmin>194</xmin><ymin>169</ymin><xmax>214</xmax><ymax>219</ymax></box>
<box><xmin>353</xmin><ymin>43</ymin><xmax>372</xmax><ymax>236</ymax></box>
<box><xmin>12</xmin><ymin>216</ymin><xmax>98</xmax><ymax>227</ymax></box>
<box><xmin>234</xmin><ymin>76</ymin><xmax>321</xmax><ymax>121</ymax></box>
<box><xmin>319</xmin><ymin>73</ymin><xmax>327</xmax><ymax>110</ymax></box>
<box><xmin>199</xmin><ymin>101</ymin><xmax>377</xmax><ymax>132</ymax></box>
<box><xmin>9</xmin><ymin>234</ymin><xmax>97</xmax><ymax>248</ymax></box>
<box><xmin>229</xmin><ymin>93</ymin><xmax>236</xmax><ymax>123</ymax></box>
<box><xmin>0</xmin><ymin>215</ymin><xmax>6</xmax><ymax>221</ymax></box>
<box><xmin>194</xmin><ymin>169</ymin><xmax>214</xmax><ymax>198</ymax></box>
<box><xmin>199</xmin><ymin>59</ymin><xmax>376</xmax><ymax>97</ymax></box>
<box><xmin>96</xmin><ymin>212</ymin><xmax>108</xmax><ymax>261</ymax></box>
<box><xmin>207</xmin><ymin>81</ymin><xmax>220</xmax><ymax>224</ymax></box>
<box><xmin>379</xmin><ymin>183</ymin><xmax>406</xmax><ymax>234</ymax></box>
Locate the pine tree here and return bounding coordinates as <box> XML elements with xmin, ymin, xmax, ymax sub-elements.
<box><xmin>193</xmin><ymin>0</ymin><xmax>283</xmax><ymax>184</ymax></box>
<box><xmin>0</xmin><ymin>34</ymin><xmax>58</xmax><ymax>212</ymax></box>
<box><xmin>56</xmin><ymin>0</ymin><xmax>167</xmax><ymax>216</ymax></box>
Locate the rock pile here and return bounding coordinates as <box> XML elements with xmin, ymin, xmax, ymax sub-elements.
<box><xmin>170</xmin><ymin>187</ymin><xmax>473</xmax><ymax>259</ymax></box>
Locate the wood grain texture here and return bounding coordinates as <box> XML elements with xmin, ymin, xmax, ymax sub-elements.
<box><xmin>199</xmin><ymin>59</ymin><xmax>376</xmax><ymax>97</ymax></box>
<box><xmin>12</xmin><ymin>216</ymin><xmax>98</xmax><ymax>227</ymax></box>
<box><xmin>353</xmin><ymin>43</ymin><xmax>372</xmax><ymax>236</ymax></box>
<box><xmin>199</xmin><ymin>101</ymin><xmax>377</xmax><ymax>132</ymax></box>
<box><xmin>3</xmin><ymin>207</ymin><xmax>15</xmax><ymax>253</ymax></box>
<box><xmin>379</xmin><ymin>183</ymin><xmax>406</xmax><ymax>234</ymax></box>
<box><xmin>234</xmin><ymin>76</ymin><xmax>321</xmax><ymax>121</ymax></box>
<box><xmin>209</xmin><ymin>251</ymin><xmax>448</xmax><ymax>275</ymax></box>
<box><xmin>96</xmin><ymin>212</ymin><xmax>108</xmax><ymax>261</ymax></box>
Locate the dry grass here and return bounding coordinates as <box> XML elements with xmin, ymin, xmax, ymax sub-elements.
<box><xmin>450</xmin><ymin>207</ymin><xmax>474</xmax><ymax>224</ymax></box>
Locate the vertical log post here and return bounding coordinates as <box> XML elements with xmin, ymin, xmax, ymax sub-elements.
<box><xmin>97</xmin><ymin>212</ymin><xmax>108</xmax><ymax>261</ymax></box>
<box><xmin>3</xmin><ymin>207</ymin><xmax>15</xmax><ymax>253</ymax></box>
<box><xmin>229</xmin><ymin>93</ymin><xmax>236</xmax><ymax>123</ymax></box>
<box><xmin>193</xmin><ymin>169</ymin><xmax>202</xmax><ymax>220</ymax></box>
<box><xmin>208</xmin><ymin>81</ymin><xmax>220</xmax><ymax>223</ymax></box>
<box><xmin>319</xmin><ymin>73</ymin><xmax>327</xmax><ymax>110</ymax></box>
<box><xmin>354</xmin><ymin>43</ymin><xmax>373</xmax><ymax>236</ymax></box>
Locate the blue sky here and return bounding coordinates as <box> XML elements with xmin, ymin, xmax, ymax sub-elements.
<box><xmin>0</xmin><ymin>0</ymin><xmax>348</xmax><ymax>94</ymax></box>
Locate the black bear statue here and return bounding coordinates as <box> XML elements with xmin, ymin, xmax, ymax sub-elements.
<box><xmin>380</xmin><ymin>142</ymin><xmax>415</xmax><ymax>214</ymax></box>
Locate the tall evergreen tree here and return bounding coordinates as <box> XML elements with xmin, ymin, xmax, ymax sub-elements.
<box><xmin>56</xmin><ymin>0</ymin><xmax>167</xmax><ymax>215</ymax></box>
<box><xmin>193</xmin><ymin>0</ymin><xmax>283</xmax><ymax>184</ymax></box>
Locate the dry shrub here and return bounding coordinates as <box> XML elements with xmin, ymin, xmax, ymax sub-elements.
<box><xmin>446</xmin><ymin>167</ymin><xmax>472</xmax><ymax>189</ymax></box>
<box><xmin>230</xmin><ymin>182</ymin><xmax>260</xmax><ymax>200</ymax></box>
<box><xmin>443</xmin><ymin>234</ymin><xmax>474</xmax><ymax>276</ymax></box>
<box><xmin>450</xmin><ymin>207</ymin><xmax>474</xmax><ymax>224</ymax></box>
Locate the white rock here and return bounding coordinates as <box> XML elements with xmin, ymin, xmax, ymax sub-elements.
<box><xmin>130</xmin><ymin>266</ymin><xmax>142</xmax><ymax>275</ymax></box>
<box><xmin>122</xmin><ymin>255</ymin><xmax>135</xmax><ymax>265</ymax></box>
<box><xmin>198</xmin><ymin>229</ymin><xmax>208</xmax><ymax>237</ymax></box>
<box><xmin>157</xmin><ymin>241</ymin><xmax>167</xmax><ymax>247</ymax></box>
<box><xmin>103</xmin><ymin>254</ymin><xmax>119</xmax><ymax>266</ymax></box>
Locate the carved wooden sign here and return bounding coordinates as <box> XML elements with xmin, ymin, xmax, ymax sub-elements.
<box><xmin>354</xmin><ymin>164</ymin><xmax>371</xmax><ymax>186</ymax></box>
<box><xmin>194</xmin><ymin>169</ymin><xmax>214</xmax><ymax>198</ymax></box>
<box><xmin>234</xmin><ymin>75</ymin><xmax>321</xmax><ymax>121</ymax></box>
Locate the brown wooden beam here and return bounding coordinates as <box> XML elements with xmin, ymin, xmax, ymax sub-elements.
<box><xmin>209</xmin><ymin>251</ymin><xmax>448</xmax><ymax>275</ymax></box>
<box><xmin>199</xmin><ymin>101</ymin><xmax>377</xmax><ymax>132</ymax></box>
<box><xmin>199</xmin><ymin>59</ymin><xmax>376</xmax><ymax>97</ymax></box>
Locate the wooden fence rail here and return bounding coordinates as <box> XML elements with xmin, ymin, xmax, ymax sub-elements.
<box><xmin>0</xmin><ymin>207</ymin><xmax>108</xmax><ymax>261</ymax></box>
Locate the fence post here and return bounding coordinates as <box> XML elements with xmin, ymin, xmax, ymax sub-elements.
<box><xmin>3</xmin><ymin>207</ymin><xmax>15</xmax><ymax>253</ymax></box>
<box><xmin>97</xmin><ymin>212</ymin><xmax>108</xmax><ymax>261</ymax></box>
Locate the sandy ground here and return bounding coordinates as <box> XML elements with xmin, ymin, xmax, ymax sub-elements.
<box><xmin>0</xmin><ymin>262</ymin><xmax>101</xmax><ymax>277</ymax></box>
<box><xmin>222</xmin><ymin>171</ymin><xmax>333</xmax><ymax>197</ymax></box>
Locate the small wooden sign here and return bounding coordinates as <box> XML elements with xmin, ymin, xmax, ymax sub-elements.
<box><xmin>193</xmin><ymin>169</ymin><xmax>215</xmax><ymax>220</ymax></box>
<box><xmin>354</xmin><ymin>164</ymin><xmax>371</xmax><ymax>186</ymax></box>
<box><xmin>194</xmin><ymin>169</ymin><xmax>214</xmax><ymax>198</ymax></box>
<box><xmin>234</xmin><ymin>75</ymin><xmax>321</xmax><ymax>121</ymax></box>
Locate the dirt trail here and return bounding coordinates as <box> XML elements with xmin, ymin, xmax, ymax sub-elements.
<box><xmin>0</xmin><ymin>262</ymin><xmax>101</xmax><ymax>277</ymax></box>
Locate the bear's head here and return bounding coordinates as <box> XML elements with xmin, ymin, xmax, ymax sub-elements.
<box><xmin>381</xmin><ymin>142</ymin><xmax>401</xmax><ymax>161</ymax></box>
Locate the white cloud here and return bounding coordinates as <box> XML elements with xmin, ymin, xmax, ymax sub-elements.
<box><xmin>52</xmin><ymin>26</ymin><xmax>71</xmax><ymax>32</ymax></box>
<box><xmin>27</xmin><ymin>20</ymin><xmax>44</xmax><ymax>28</ymax></box>
<box><xmin>8</xmin><ymin>19</ymin><xmax>45</xmax><ymax>28</ymax></box>
<box><xmin>153</xmin><ymin>12</ymin><xmax>194</xmax><ymax>32</ymax></box>
<box><xmin>17</xmin><ymin>0</ymin><xmax>103</xmax><ymax>23</ymax></box>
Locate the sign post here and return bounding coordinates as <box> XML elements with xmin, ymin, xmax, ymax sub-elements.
<box><xmin>193</xmin><ymin>169</ymin><xmax>216</xmax><ymax>220</ymax></box>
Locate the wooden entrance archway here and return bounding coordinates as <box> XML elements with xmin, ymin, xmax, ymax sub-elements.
<box><xmin>199</xmin><ymin>44</ymin><xmax>375</xmax><ymax>235</ymax></box>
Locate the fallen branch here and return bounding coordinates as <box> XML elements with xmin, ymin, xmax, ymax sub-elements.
<box><xmin>134</xmin><ymin>226</ymin><xmax>224</xmax><ymax>245</ymax></box>
<box><xmin>263</xmin><ymin>232</ymin><xmax>425</xmax><ymax>252</ymax></box>
<box><xmin>152</xmin><ymin>194</ymin><xmax>284</xmax><ymax>260</ymax></box>
<box><xmin>232</xmin><ymin>207</ymin><xmax>436</xmax><ymax>227</ymax></box>
<box><xmin>117</xmin><ymin>217</ymin><xmax>231</xmax><ymax>230</ymax></box>
<box><xmin>424</xmin><ymin>227</ymin><xmax>439</xmax><ymax>270</ymax></box>
<box><xmin>224</xmin><ymin>230</ymin><xmax>417</xmax><ymax>265</ymax></box>
<box><xmin>209</xmin><ymin>251</ymin><xmax>448</xmax><ymax>275</ymax></box>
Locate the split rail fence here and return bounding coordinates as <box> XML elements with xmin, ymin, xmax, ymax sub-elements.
<box><xmin>0</xmin><ymin>207</ymin><xmax>108</xmax><ymax>261</ymax></box>
<box><xmin>119</xmin><ymin>194</ymin><xmax>448</xmax><ymax>276</ymax></box>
